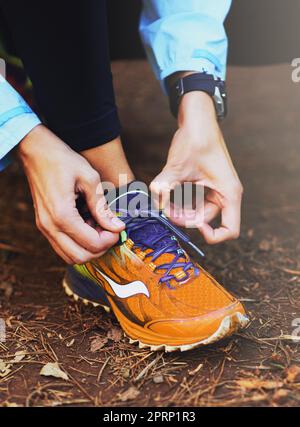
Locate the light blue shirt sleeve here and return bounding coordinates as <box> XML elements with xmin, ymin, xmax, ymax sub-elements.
<box><xmin>0</xmin><ymin>75</ymin><xmax>41</xmax><ymax>171</ymax></box>
<box><xmin>139</xmin><ymin>0</ymin><xmax>232</xmax><ymax>89</ymax></box>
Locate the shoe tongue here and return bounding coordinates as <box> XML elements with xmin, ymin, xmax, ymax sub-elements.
<box><xmin>110</xmin><ymin>191</ymin><xmax>190</xmax><ymax>276</ymax></box>
<box><xmin>109</xmin><ymin>190</ymin><xmax>173</xmax><ymax>248</ymax></box>
<box><xmin>130</xmin><ymin>219</ymin><xmax>171</xmax><ymax>251</ymax></box>
<box><xmin>109</xmin><ymin>189</ymin><xmax>196</xmax><ymax>283</ymax></box>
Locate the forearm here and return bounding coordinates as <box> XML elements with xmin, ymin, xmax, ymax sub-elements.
<box><xmin>0</xmin><ymin>76</ymin><xmax>41</xmax><ymax>170</ymax></box>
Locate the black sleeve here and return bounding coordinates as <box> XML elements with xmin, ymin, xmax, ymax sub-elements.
<box><xmin>0</xmin><ymin>0</ymin><xmax>121</xmax><ymax>151</ymax></box>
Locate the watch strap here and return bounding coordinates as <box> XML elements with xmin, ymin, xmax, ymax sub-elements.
<box><xmin>168</xmin><ymin>73</ymin><xmax>226</xmax><ymax>119</ymax></box>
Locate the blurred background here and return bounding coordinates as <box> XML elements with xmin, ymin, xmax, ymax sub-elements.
<box><xmin>106</xmin><ymin>0</ymin><xmax>300</xmax><ymax>65</ymax></box>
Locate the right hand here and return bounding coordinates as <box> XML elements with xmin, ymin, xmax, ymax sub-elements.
<box><xmin>18</xmin><ymin>125</ymin><xmax>124</xmax><ymax>264</ymax></box>
<box><xmin>151</xmin><ymin>91</ymin><xmax>243</xmax><ymax>244</ymax></box>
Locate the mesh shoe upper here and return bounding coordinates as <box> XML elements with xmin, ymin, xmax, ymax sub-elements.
<box><xmin>84</xmin><ymin>190</ymin><xmax>241</xmax><ymax>329</ymax></box>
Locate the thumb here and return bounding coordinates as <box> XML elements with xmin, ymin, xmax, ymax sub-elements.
<box><xmin>78</xmin><ymin>173</ymin><xmax>125</xmax><ymax>232</ymax></box>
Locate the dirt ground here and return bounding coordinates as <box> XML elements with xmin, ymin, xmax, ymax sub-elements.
<box><xmin>0</xmin><ymin>62</ymin><xmax>299</xmax><ymax>407</ymax></box>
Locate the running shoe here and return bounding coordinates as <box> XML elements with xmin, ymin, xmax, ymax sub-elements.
<box><xmin>63</xmin><ymin>189</ymin><xmax>249</xmax><ymax>352</ymax></box>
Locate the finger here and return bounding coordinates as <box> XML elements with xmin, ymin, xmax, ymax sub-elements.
<box><xmin>78</xmin><ymin>175</ymin><xmax>125</xmax><ymax>232</ymax></box>
<box><xmin>35</xmin><ymin>210</ymin><xmax>82</xmax><ymax>263</ymax></box>
<box><xmin>95</xmin><ymin>227</ymin><xmax>120</xmax><ymax>249</ymax></box>
<box><xmin>53</xmin><ymin>203</ymin><xmax>116</xmax><ymax>254</ymax></box>
<box><xmin>167</xmin><ymin>199</ymin><xmax>220</xmax><ymax>228</ymax></box>
<box><xmin>45</xmin><ymin>227</ymin><xmax>103</xmax><ymax>264</ymax></box>
<box><xmin>204</xmin><ymin>201</ymin><xmax>221</xmax><ymax>224</ymax></box>
<box><xmin>55</xmin><ymin>232</ymin><xmax>109</xmax><ymax>265</ymax></box>
<box><xmin>199</xmin><ymin>196</ymin><xmax>241</xmax><ymax>244</ymax></box>
<box><xmin>46</xmin><ymin>234</ymin><xmax>74</xmax><ymax>264</ymax></box>
<box><xmin>166</xmin><ymin>202</ymin><xmax>205</xmax><ymax>228</ymax></box>
<box><xmin>150</xmin><ymin>172</ymin><xmax>178</xmax><ymax>214</ymax></box>
<box><xmin>94</xmin><ymin>193</ymin><xmax>125</xmax><ymax>232</ymax></box>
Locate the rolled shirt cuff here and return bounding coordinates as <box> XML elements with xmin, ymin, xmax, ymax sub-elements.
<box><xmin>160</xmin><ymin>57</ymin><xmax>222</xmax><ymax>81</ymax></box>
<box><xmin>159</xmin><ymin>57</ymin><xmax>222</xmax><ymax>93</ymax></box>
<box><xmin>0</xmin><ymin>111</ymin><xmax>41</xmax><ymax>168</ymax></box>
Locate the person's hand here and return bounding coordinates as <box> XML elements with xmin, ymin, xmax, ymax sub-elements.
<box><xmin>151</xmin><ymin>91</ymin><xmax>243</xmax><ymax>244</ymax></box>
<box><xmin>18</xmin><ymin>125</ymin><xmax>124</xmax><ymax>263</ymax></box>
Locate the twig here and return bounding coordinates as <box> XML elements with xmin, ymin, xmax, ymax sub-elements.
<box><xmin>97</xmin><ymin>356</ymin><xmax>111</xmax><ymax>383</ymax></box>
<box><xmin>0</xmin><ymin>242</ymin><xmax>27</xmax><ymax>254</ymax></box>
<box><xmin>134</xmin><ymin>353</ymin><xmax>163</xmax><ymax>382</ymax></box>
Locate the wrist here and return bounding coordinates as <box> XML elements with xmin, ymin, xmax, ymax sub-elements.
<box><xmin>18</xmin><ymin>125</ymin><xmax>69</xmax><ymax>162</ymax></box>
<box><xmin>178</xmin><ymin>91</ymin><xmax>216</xmax><ymax>129</ymax></box>
<box><xmin>18</xmin><ymin>124</ymin><xmax>45</xmax><ymax>158</ymax></box>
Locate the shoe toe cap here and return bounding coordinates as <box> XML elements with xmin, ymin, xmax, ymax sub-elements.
<box><xmin>146</xmin><ymin>301</ymin><xmax>248</xmax><ymax>342</ymax></box>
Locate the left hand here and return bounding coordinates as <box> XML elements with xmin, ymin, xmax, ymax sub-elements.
<box><xmin>150</xmin><ymin>90</ymin><xmax>243</xmax><ymax>245</ymax></box>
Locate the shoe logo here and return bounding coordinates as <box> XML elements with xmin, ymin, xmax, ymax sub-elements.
<box><xmin>94</xmin><ymin>267</ymin><xmax>150</xmax><ymax>299</ymax></box>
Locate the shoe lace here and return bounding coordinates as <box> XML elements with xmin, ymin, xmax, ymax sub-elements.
<box><xmin>121</xmin><ymin>208</ymin><xmax>204</xmax><ymax>289</ymax></box>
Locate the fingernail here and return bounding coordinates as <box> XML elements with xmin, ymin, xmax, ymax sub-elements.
<box><xmin>111</xmin><ymin>217</ymin><xmax>124</xmax><ymax>227</ymax></box>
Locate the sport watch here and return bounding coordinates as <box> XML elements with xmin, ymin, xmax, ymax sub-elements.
<box><xmin>167</xmin><ymin>72</ymin><xmax>227</xmax><ymax>120</ymax></box>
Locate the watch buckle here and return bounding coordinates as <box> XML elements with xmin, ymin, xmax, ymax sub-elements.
<box><xmin>214</xmin><ymin>86</ymin><xmax>226</xmax><ymax>119</ymax></box>
<box><xmin>176</xmin><ymin>78</ymin><xmax>185</xmax><ymax>97</ymax></box>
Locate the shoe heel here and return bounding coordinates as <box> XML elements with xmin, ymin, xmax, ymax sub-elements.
<box><xmin>63</xmin><ymin>266</ymin><xmax>111</xmax><ymax>312</ymax></box>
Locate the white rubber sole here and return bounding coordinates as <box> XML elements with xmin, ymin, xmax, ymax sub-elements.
<box><xmin>128</xmin><ymin>312</ymin><xmax>249</xmax><ymax>353</ymax></box>
<box><xmin>62</xmin><ymin>279</ymin><xmax>249</xmax><ymax>353</ymax></box>
<box><xmin>62</xmin><ymin>279</ymin><xmax>111</xmax><ymax>312</ymax></box>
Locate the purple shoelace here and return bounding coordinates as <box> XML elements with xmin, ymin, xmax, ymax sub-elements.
<box><xmin>121</xmin><ymin>209</ymin><xmax>204</xmax><ymax>289</ymax></box>
<box><xmin>77</xmin><ymin>190</ymin><xmax>204</xmax><ymax>289</ymax></box>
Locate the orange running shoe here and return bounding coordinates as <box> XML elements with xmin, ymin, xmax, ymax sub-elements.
<box><xmin>63</xmin><ymin>190</ymin><xmax>249</xmax><ymax>352</ymax></box>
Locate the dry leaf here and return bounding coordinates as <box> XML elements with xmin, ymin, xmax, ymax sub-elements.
<box><xmin>40</xmin><ymin>362</ymin><xmax>69</xmax><ymax>381</ymax></box>
<box><xmin>90</xmin><ymin>336</ymin><xmax>108</xmax><ymax>352</ymax></box>
<box><xmin>120</xmin><ymin>367</ymin><xmax>130</xmax><ymax>379</ymax></box>
<box><xmin>237</xmin><ymin>379</ymin><xmax>283</xmax><ymax>390</ymax></box>
<box><xmin>248</xmin><ymin>394</ymin><xmax>267</xmax><ymax>402</ymax></box>
<box><xmin>35</xmin><ymin>307</ymin><xmax>49</xmax><ymax>321</ymax></box>
<box><xmin>153</xmin><ymin>375</ymin><xmax>164</xmax><ymax>384</ymax></box>
<box><xmin>285</xmin><ymin>365</ymin><xmax>300</xmax><ymax>383</ymax></box>
<box><xmin>66</xmin><ymin>339</ymin><xmax>75</xmax><ymax>348</ymax></box>
<box><xmin>107</xmin><ymin>327</ymin><xmax>122</xmax><ymax>342</ymax></box>
<box><xmin>259</xmin><ymin>240</ymin><xmax>271</xmax><ymax>251</ymax></box>
<box><xmin>13</xmin><ymin>351</ymin><xmax>26</xmax><ymax>363</ymax></box>
<box><xmin>118</xmin><ymin>386</ymin><xmax>140</xmax><ymax>402</ymax></box>
<box><xmin>3</xmin><ymin>401</ymin><xmax>20</xmax><ymax>407</ymax></box>
<box><xmin>273</xmin><ymin>389</ymin><xmax>289</xmax><ymax>401</ymax></box>
<box><xmin>0</xmin><ymin>360</ymin><xmax>12</xmax><ymax>378</ymax></box>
